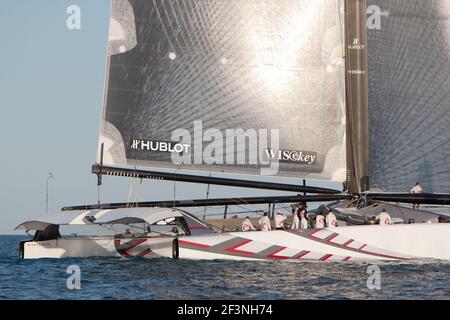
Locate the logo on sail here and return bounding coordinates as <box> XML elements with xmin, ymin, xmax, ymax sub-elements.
<box><xmin>129</xmin><ymin>121</ymin><xmax>319</xmax><ymax>175</ymax></box>
<box><xmin>264</xmin><ymin>149</ymin><xmax>317</xmax><ymax>165</ymax></box>
<box><xmin>131</xmin><ymin>140</ymin><xmax>191</xmax><ymax>154</ymax></box>
<box><xmin>348</xmin><ymin>38</ymin><xmax>365</xmax><ymax>50</ymax></box>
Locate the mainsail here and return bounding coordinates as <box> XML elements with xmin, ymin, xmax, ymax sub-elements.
<box><xmin>98</xmin><ymin>0</ymin><xmax>348</xmax><ymax>181</ymax></box>
<box><xmin>368</xmin><ymin>0</ymin><xmax>450</xmax><ymax>193</ymax></box>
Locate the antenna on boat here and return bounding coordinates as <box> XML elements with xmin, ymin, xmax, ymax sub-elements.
<box><xmin>97</xmin><ymin>143</ymin><xmax>104</xmax><ymax>205</ymax></box>
<box><xmin>46</xmin><ymin>172</ymin><xmax>53</xmax><ymax>214</ymax></box>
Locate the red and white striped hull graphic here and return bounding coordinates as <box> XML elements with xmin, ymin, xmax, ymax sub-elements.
<box><xmin>114</xmin><ymin>237</ymin><xmax>153</xmax><ymax>258</ymax></box>
<box><xmin>177</xmin><ymin>228</ymin><xmax>413</xmax><ymax>262</ymax></box>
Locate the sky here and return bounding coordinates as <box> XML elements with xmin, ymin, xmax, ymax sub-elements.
<box><xmin>0</xmin><ymin>0</ymin><xmax>340</xmax><ymax>235</ymax></box>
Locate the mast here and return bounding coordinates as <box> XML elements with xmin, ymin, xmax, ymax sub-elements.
<box><xmin>96</xmin><ymin>142</ymin><xmax>104</xmax><ymax>204</ymax></box>
<box><xmin>344</xmin><ymin>0</ymin><xmax>369</xmax><ymax>193</ymax></box>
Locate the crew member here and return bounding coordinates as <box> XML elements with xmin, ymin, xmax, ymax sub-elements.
<box><xmin>410</xmin><ymin>181</ymin><xmax>424</xmax><ymax>194</ymax></box>
<box><xmin>291</xmin><ymin>208</ymin><xmax>300</xmax><ymax>229</ymax></box>
<box><xmin>307</xmin><ymin>213</ymin><xmax>314</xmax><ymax>229</ymax></box>
<box><xmin>315</xmin><ymin>213</ymin><xmax>325</xmax><ymax>229</ymax></box>
<box><xmin>259</xmin><ymin>212</ymin><xmax>271</xmax><ymax>231</ymax></box>
<box><xmin>410</xmin><ymin>181</ymin><xmax>424</xmax><ymax>210</ymax></box>
<box><xmin>376</xmin><ymin>209</ymin><xmax>392</xmax><ymax>225</ymax></box>
<box><xmin>326</xmin><ymin>210</ymin><xmax>338</xmax><ymax>228</ymax></box>
<box><xmin>242</xmin><ymin>216</ymin><xmax>256</xmax><ymax>232</ymax></box>
<box><xmin>300</xmin><ymin>210</ymin><xmax>309</xmax><ymax>229</ymax></box>
<box><xmin>275</xmin><ymin>212</ymin><xmax>287</xmax><ymax>230</ymax></box>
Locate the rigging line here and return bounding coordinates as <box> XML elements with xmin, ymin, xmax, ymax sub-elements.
<box><xmin>194</xmin><ymin>196</ymin><xmax>307</xmax><ymax>215</ymax></box>
<box><xmin>202</xmin><ymin>173</ymin><xmax>212</xmax><ymax>220</ymax></box>
<box><xmin>188</xmin><ymin>208</ymin><xmax>207</xmax><ymax>216</ymax></box>
<box><xmin>227</xmin><ymin>192</ymin><xmax>257</xmax><ymax>209</ymax></box>
<box><xmin>173</xmin><ymin>168</ymin><xmax>178</xmax><ymax>208</ymax></box>
<box><xmin>129</xmin><ymin>223</ymin><xmax>147</xmax><ymax>233</ymax></box>
<box><xmin>204</xmin><ymin>209</ymin><xmax>263</xmax><ymax>216</ymax></box>
<box><xmin>202</xmin><ymin>212</ymin><xmax>228</xmax><ymax>218</ymax></box>
<box><xmin>127</xmin><ymin>176</ymin><xmax>135</xmax><ymax>207</ymax></box>
<box><xmin>226</xmin><ymin>198</ymin><xmax>245</xmax><ymax>207</ymax></box>
<box><xmin>99</xmin><ymin>223</ymin><xmax>120</xmax><ymax>234</ymax></box>
<box><xmin>279</xmin><ymin>202</ymin><xmax>293</xmax><ymax>208</ymax></box>
<box><xmin>226</xmin><ymin>199</ymin><xmax>254</xmax><ymax>213</ymax></box>
<box><xmin>275</xmin><ymin>203</ymin><xmax>284</xmax><ymax>213</ymax></box>
<box><xmin>134</xmin><ymin>178</ymin><xmax>143</xmax><ymax>207</ymax></box>
<box><xmin>97</xmin><ymin>184</ymin><xmax>101</xmax><ymax>206</ymax></box>
<box><xmin>278</xmin><ymin>203</ymin><xmax>293</xmax><ymax>212</ymax></box>
<box><xmin>196</xmin><ymin>201</ymin><xmax>252</xmax><ymax>217</ymax></box>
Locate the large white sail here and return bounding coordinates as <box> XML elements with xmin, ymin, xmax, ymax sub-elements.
<box><xmin>368</xmin><ymin>0</ymin><xmax>450</xmax><ymax>192</ymax></box>
<box><xmin>97</xmin><ymin>0</ymin><xmax>347</xmax><ymax>181</ymax></box>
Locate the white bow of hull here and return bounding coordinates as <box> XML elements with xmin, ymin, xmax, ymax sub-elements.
<box><xmin>20</xmin><ymin>236</ymin><xmax>174</xmax><ymax>259</ymax></box>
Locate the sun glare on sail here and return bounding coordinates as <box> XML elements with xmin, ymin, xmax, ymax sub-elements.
<box><xmin>248</xmin><ymin>1</ymin><xmax>323</xmax><ymax>96</ymax></box>
<box><xmin>168</xmin><ymin>51</ymin><xmax>177</xmax><ymax>60</ymax></box>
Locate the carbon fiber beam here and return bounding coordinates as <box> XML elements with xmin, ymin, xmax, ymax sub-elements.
<box><xmin>62</xmin><ymin>194</ymin><xmax>352</xmax><ymax>211</ymax></box>
<box><xmin>366</xmin><ymin>193</ymin><xmax>450</xmax><ymax>206</ymax></box>
<box><xmin>92</xmin><ymin>164</ymin><xmax>341</xmax><ymax>194</ymax></box>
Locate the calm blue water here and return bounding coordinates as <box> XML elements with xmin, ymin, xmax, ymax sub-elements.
<box><xmin>0</xmin><ymin>235</ymin><xmax>449</xmax><ymax>300</ymax></box>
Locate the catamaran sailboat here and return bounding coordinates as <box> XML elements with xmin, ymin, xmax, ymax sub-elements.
<box><xmin>17</xmin><ymin>0</ymin><xmax>450</xmax><ymax>261</ymax></box>
<box><xmin>16</xmin><ymin>206</ymin><xmax>450</xmax><ymax>261</ymax></box>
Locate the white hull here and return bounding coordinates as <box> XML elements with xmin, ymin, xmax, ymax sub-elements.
<box><xmin>177</xmin><ymin>223</ymin><xmax>450</xmax><ymax>261</ymax></box>
<box><xmin>21</xmin><ymin>236</ymin><xmax>173</xmax><ymax>259</ymax></box>
<box><xmin>22</xmin><ymin>223</ymin><xmax>450</xmax><ymax>261</ymax></box>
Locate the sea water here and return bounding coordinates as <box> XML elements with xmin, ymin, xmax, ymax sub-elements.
<box><xmin>0</xmin><ymin>236</ymin><xmax>449</xmax><ymax>300</ymax></box>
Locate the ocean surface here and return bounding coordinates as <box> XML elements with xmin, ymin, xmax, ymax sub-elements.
<box><xmin>0</xmin><ymin>235</ymin><xmax>449</xmax><ymax>300</ymax></box>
